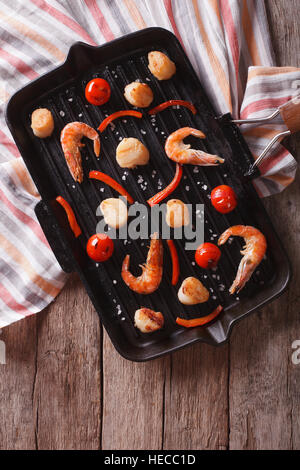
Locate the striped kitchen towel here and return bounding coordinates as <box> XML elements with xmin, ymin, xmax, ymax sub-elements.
<box><xmin>0</xmin><ymin>0</ymin><xmax>299</xmax><ymax>327</ymax></box>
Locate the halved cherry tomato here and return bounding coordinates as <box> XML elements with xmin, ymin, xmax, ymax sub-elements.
<box><xmin>211</xmin><ymin>185</ymin><xmax>237</xmax><ymax>214</ymax></box>
<box><xmin>86</xmin><ymin>233</ymin><xmax>114</xmax><ymax>262</ymax></box>
<box><xmin>85</xmin><ymin>78</ymin><xmax>111</xmax><ymax>106</ymax></box>
<box><xmin>195</xmin><ymin>243</ymin><xmax>221</xmax><ymax>269</ymax></box>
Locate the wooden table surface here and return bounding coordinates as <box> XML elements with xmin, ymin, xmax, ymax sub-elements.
<box><xmin>0</xmin><ymin>0</ymin><xmax>299</xmax><ymax>451</ymax></box>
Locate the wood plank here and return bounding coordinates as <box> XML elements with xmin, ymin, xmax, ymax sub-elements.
<box><xmin>32</xmin><ymin>274</ymin><xmax>102</xmax><ymax>450</ymax></box>
<box><xmin>1</xmin><ymin>0</ymin><xmax>299</xmax><ymax>451</ymax></box>
<box><xmin>0</xmin><ymin>317</ymin><xmax>37</xmax><ymax>450</ymax></box>
<box><xmin>101</xmin><ymin>332</ymin><xmax>166</xmax><ymax>450</ymax></box>
<box><xmin>163</xmin><ymin>344</ymin><xmax>229</xmax><ymax>450</ymax></box>
<box><xmin>229</xmin><ymin>0</ymin><xmax>300</xmax><ymax>450</ymax></box>
<box><xmin>229</xmin><ymin>302</ymin><xmax>295</xmax><ymax>450</ymax></box>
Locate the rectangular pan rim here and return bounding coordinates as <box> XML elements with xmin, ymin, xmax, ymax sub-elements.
<box><xmin>5</xmin><ymin>27</ymin><xmax>292</xmax><ymax>361</ymax></box>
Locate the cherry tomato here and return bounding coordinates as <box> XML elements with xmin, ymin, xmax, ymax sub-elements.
<box><xmin>85</xmin><ymin>78</ymin><xmax>111</xmax><ymax>106</ymax></box>
<box><xmin>211</xmin><ymin>185</ymin><xmax>237</xmax><ymax>214</ymax></box>
<box><xmin>195</xmin><ymin>243</ymin><xmax>221</xmax><ymax>269</ymax></box>
<box><xmin>86</xmin><ymin>234</ymin><xmax>114</xmax><ymax>262</ymax></box>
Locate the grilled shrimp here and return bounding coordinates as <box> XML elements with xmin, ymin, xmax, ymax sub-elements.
<box><xmin>165</xmin><ymin>127</ymin><xmax>224</xmax><ymax>165</ymax></box>
<box><xmin>60</xmin><ymin>121</ymin><xmax>100</xmax><ymax>183</ymax></box>
<box><xmin>218</xmin><ymin>225</ymin><xmax>267</xmax><ymax>294</ymax></box>
<box><xmin>121</xmin><ymin>232</ymin><xmax>163</xmax><ymax>294</ymax></box>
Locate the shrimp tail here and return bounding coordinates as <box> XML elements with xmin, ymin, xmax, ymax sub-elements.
<box><xmin>190</xmin><ymin>150</ymin><xmax>224</xmax><ymax>166</ymax></box>
<box><xmin>94</xmin><ymin>138</ymin><xmax>100</xmax><ymax>157</ymax></box>
<box><xmin>218</xmin><ymin>229</ymin><xmax>232</xmax><ymax>246</ymax></box>
<box><xmin>147</xmin><ymin>233</ymin><xmax>163</xmax><ymax>267</ymax></box>
<box><xmin>229</xmin><ymin>256</ymin><xmax>256</xmax><ymax>294</ymax></box>
<box><xmin>65</xmin><ymin>149</ymin><xmax>83</xmax><ymax>183</ymax></box>
<box><xmin>122</xmin><ymin>254</ymin><xmax>130</xmax><ymax>271</ymax></box>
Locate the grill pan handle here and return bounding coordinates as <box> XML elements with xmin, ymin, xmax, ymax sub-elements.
<box><xmin>232</xmin><ymin>95</ymin><xmax>300</xmax><ymax>176</ymax></box>
<box><xmin>35</xmin><ymin>200</ymin><xmax>75</xmax><ymax>273</ymax></box>
<box><xmin>279</xmin><ymin>97</ymin><xmax>300</xmax><ymax>134</ymax></box>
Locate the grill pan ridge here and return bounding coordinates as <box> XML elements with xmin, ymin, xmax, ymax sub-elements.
<box><xmin>6</xmin><ymin>28</ymin><xmax>290</xmax><ymax>361</ymax></box>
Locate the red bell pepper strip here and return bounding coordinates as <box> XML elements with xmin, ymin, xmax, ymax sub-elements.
<box><xmin>98</xmin><ymin>110</ymin><xmax>143</xmax><ymax>132</ymax></box>
<box><xmin>167</xmin><ymin>240</ymin><xmax>180</xmax><ymax>286</ymax></box>
<box><xmin>147</xmin><ymin>164</ymin><xmax>183</xmax><ymax>207</ymax></box>
<box><xmin>176</xmin><ymin>305</ymin><xmax>223</xmax><ymax>328</ymax></box>
<box><xmin>89</xmin><ymin>170</ymin><xmax>134</xmax><ymax>204</ymax></box>
<box><xmin>148</xmin><ymin>100</ymin><xmax>197</xmax><ymax>116</ymax></box>
<box><xmin>56</xmin><ymin>196</ymin><xmax>82</xmax><ymax>238</ymax></box>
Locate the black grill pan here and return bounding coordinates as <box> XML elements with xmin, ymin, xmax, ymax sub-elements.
<box><xmin>5</xmin><ymin>28</ymin><xmax>291</xmax><ymax>361</ymax></box>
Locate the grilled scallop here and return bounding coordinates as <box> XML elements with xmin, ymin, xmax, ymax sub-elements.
<box><xmin>116</xmin><ymin>137</ymin><xmax>149</xmax><ymax>168</ymax></box>
<box><xmin>166</xmin><ymin>199</ymin><xmax>190</xmax><ymax>228</ymax></box>
<box><xmin>148</xmin><ymin>51</ymin><xmax>176</xmax><ymax>80</ymax></box>
<box><xmin>31</xmin><ymin>108</ymin><xmax>54</xmax><ymax>138</ymax></box>
<box><xmin>124</xmin><ymin>82</ymin><xmax>153</xmax><ymax>108</ymax></box>
<box><xmin>100</xmin><ymin>198</ymin><xmax>128</xmax><ymax>229</ymax></box>
<box><xmin>178</xmin><ymin>277</ymin><xmax>210</xmax><ymax>305</ymax></box>
<box><xmin>134</xmin><ymin>308</ymin><xmax>164</xmax><ymax>333</ymax></box>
